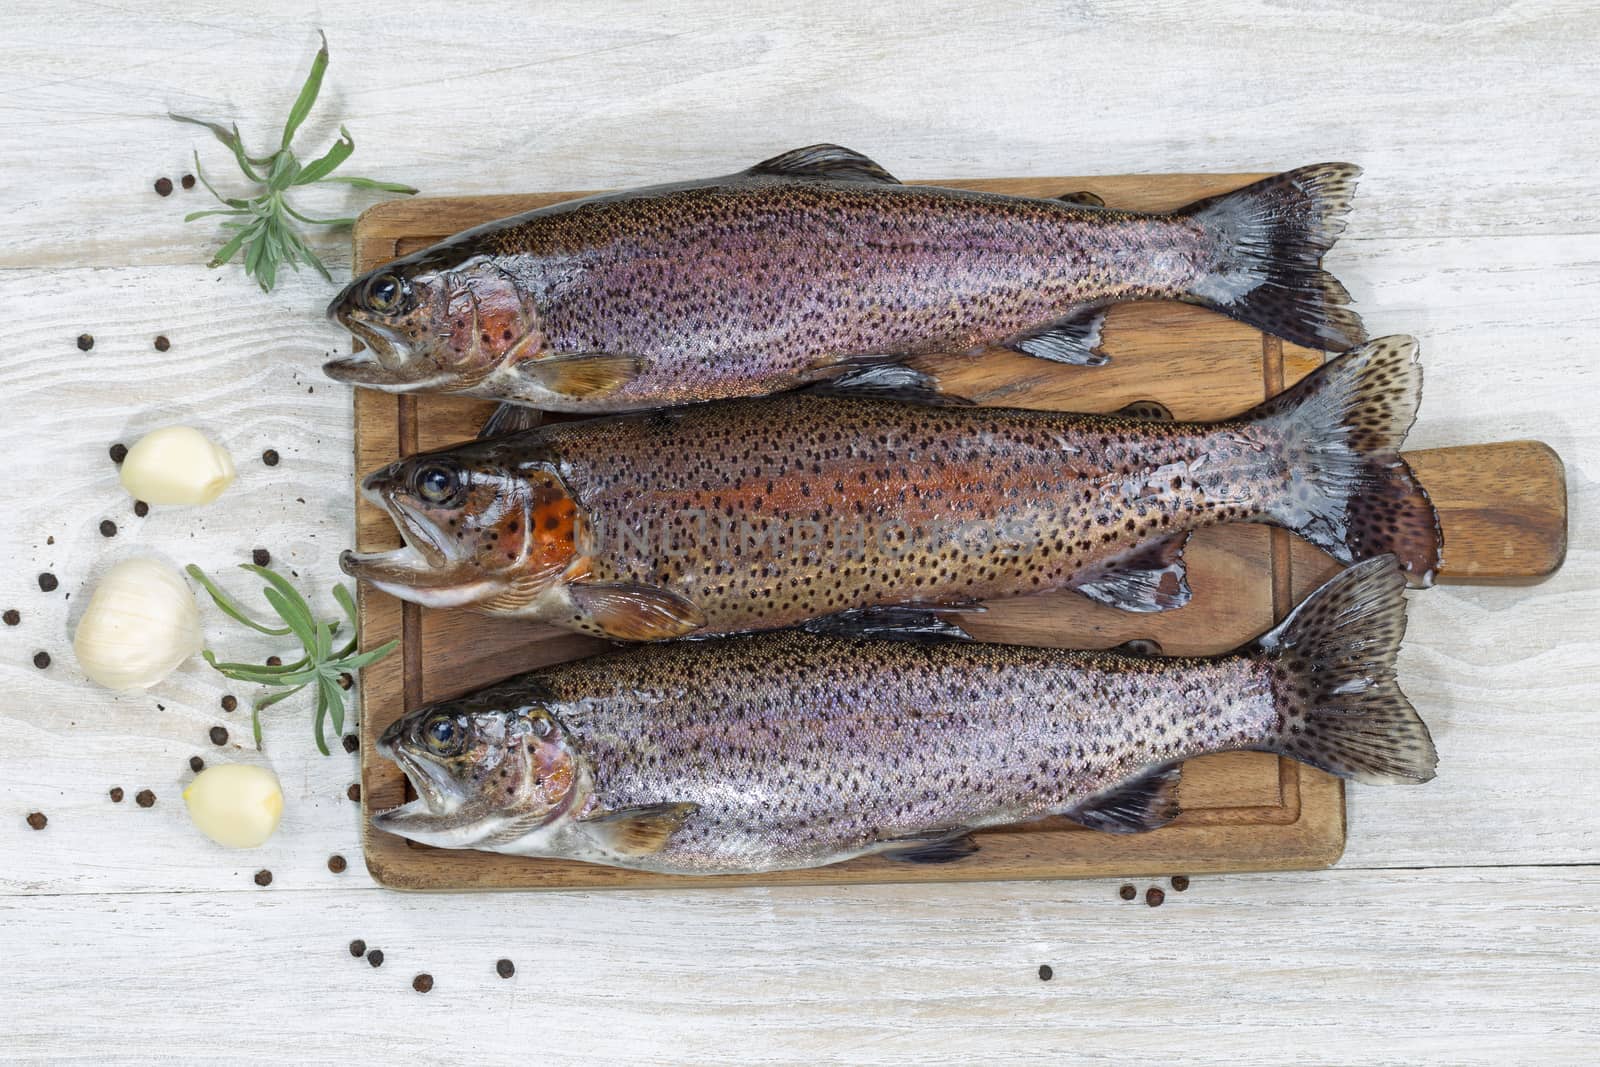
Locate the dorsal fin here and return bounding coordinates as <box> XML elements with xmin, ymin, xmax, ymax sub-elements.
<box><xmin>881</xmin><ymin>831</ymin><xmax>980</xmax><ymax>864</ymax></box>
<box><xmin>749</xmin><ymin>144</ymin><xmax>901</xmax><ymax>185</ymax></box>
<box><xmin>807</xmin><ymin>363</ymin><xmax>971</xmax><ymax>406</ymax></box>
<box><xmin>1113</xmin><ymin>399</ymin><xmax>1174</xmax><ymax>422</ymax></box>
<box><xmin>1056</xmin><ymin>190</ymin><xmax>1106</xmax><ymax>208</ymax></box>
<box><xmin>1005</xmin><ymin>307</ymin><xmax>1110</xmax><ymax>366</ymax></box>
<box><xmin>1069</xmin><ymin>532</ymin><xmax>1192</xmax><ymax>613</ymax></box>
<box><xmin>1065</xmin><ymin>764</ymin><xmax>1183</xmax><ymax>833</ymax></box>
<box><xmin>802</xmin><ymin>604</ymin><xmax>979</xmax><ymax>642</ymax></box>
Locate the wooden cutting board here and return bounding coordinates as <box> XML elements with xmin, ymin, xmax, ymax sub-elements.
<box><xmin>349</xmin><ymin>172</ymin><xmax>1567</xmax><ymax>891</ymax></box>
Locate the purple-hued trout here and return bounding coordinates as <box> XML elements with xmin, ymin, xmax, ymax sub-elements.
<box><xmin>325</xmin><ymin>145</ymin><xmax>1364</xmax><ymax>412</ymax></box>
<box><xmin>341</xmin><ymin>336</ymin><xmax>1441</xmax><ymax>641</ymax></box>
<box><xmin>371</xmin><ymin>557</ymin><xmax>1435</xmax><ymax>875</ymax></box>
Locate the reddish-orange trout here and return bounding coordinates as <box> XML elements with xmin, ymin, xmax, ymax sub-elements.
<box><xmin>342</xmin><ymin>336</ymin><xmax>1441</xmax><ymax>641</ymax></box>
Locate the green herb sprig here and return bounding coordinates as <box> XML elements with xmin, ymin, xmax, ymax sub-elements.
<box><xmin>170</xmin><ymin>30</ymin><xmax>416</xmax><ymax>292</ymax></box>
<box><xmin>187</xmin><ymin>563</ymin><xmax>397</xmax><ymax>755</ymax></box>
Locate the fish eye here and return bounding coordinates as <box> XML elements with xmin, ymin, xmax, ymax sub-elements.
<box><xmin>414</xmin><ymin>463</ymin><xmax>460</xmax><ymax>504</ymax></box>
<box><xmin>531</xmin><ymin>715</ymin><xmax>554</xmax><ymax>739</ymax></box>
<box><xmin>423</xmin><ymin>713</ymin><xmax>462</xmax><ymax>754</ymax></box>
<box><xmin>366</xmin><ymin>272</ymin><xmax>404</xmax><ymax>312</ymax></box>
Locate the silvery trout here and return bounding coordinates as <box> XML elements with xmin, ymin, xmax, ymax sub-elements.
<box><xmin>325</xmin><ymin>144</ymin><xmax>1365</xmax><ymax>412</ymax></box>
<box><xmin>372</xmin><ymin>557</ymin><xmax>1436</xmax><ymax>874</ymax></box>
<box><xmin>342</xmin><ymin>336</ymin><xmax>1441</xmax><ymax>641</ymax></box>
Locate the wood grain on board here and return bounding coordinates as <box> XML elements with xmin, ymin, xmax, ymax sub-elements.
<box><xmin>349</xmin><ymin>175</ymin><xmax>1566</xmax><ymax>891</ymax></box>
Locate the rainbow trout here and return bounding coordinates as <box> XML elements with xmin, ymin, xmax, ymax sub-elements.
<box><xmin>372</xmin><ymin>557</ymin><xmax>1435</xmax><ymax>874</ymax></box>
<box><xmin>342</xmin><ymin>336</ymin><xmax>1441</xmax><ymax>641</ymax></box>
<box><xmin>325</xmin><ymin>145</ymin><xmax>1364</xmax><ymax>412</ymax></box>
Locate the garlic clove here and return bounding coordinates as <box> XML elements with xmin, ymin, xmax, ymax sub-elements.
<box><xmin>73</xmin><ymin>558</ymin><xmax>204</xmax><ymax>690</ymax></box>
<box><xmin>183</xmin><ymin>764</ymin><xmax>284</xmax><ymax>848</ymax></box>
<box><xmin>119</xmin><ymin>426</ymin><xmax>236</xmax><ymax>506</ymax></box>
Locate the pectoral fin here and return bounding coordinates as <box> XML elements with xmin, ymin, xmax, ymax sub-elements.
<box><xmin>1064</xmin><ymin>764</ymin><xmax>1182</xmax><ymax>833</ymax></box>
<box><xmin>749</xmin><ymin>144</ymin><xmax>901</xmax><ymax>184</ymax></box>
<box><xmin>1069</xmin><ymin>532</ymin><xmax>1192</xmax><ymax>613</ymax></box>
<box><xmin>1006</xmin><ymin>307</ymin><xmax>1111</xmax><ymax>366</ymax></box>
<box><xmin>568</xmin><ymin>581</ymin><xmax>707</xmax><ymax>641</ymax></box>
<box><xmin>518</xmin><ymin>353</ymin><xmax>642</xmax><ymax>398</ymax></box>
<box><xmin>578</xmin><ymin>802</ymin><xmax>699</xmax><ymax>857</ymax></box>
<box><xmin>477</xmin><ymin>402</ymin><xmax>545</xmax><ymax>439</ymax></box>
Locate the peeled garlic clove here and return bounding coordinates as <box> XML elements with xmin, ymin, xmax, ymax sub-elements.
<box><xmin>183</xmin><ymin>764</ymin><xmax>284</xmax><ymax>848</ymax></box>
<box><xmin>73</xmin><ymin>558</ymin><xmax>204</xmax><ymax>690</ymax></box>
<box><xmin>119</xmin><ymin>426</ymin><xmax>236</xmax><ymax>506</ymax></box>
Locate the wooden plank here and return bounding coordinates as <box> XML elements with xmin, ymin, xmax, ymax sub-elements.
<box><xmin>350</xmin><ymin>175</ymin><xmax>1565</xmax><ymax>891</ymax></box>
<box><xmin>9</xmin><ymin>0</ymin><xmax>1600</xmax><ymax>272</ymax></box>
<box><xmin>3</xmin><ymin>867</ymin><xmax>1596</xmax><ymax>1062</ymax></box>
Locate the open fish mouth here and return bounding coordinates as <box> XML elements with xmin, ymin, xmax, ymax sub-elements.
<box><xmin>346</xmin><ymin>474</ymin><xmax>452</xmax><ymax>569</ymax></box>
<box><xmin>373</xmin><ymin>739</ymin><xmax>450</xmax><ymax>819</ymax></box>
<box><xmin>340</xmin><ymin>542</ymin><xmax>437</xmax><ymax>584</ymax></box>
<box><xmin>340</xmin><ymin>535</ymin><xmax>506</xmax><ymax>608</ymax></box>
<box><xmin>323</xmin><ymin>313</ymin><xmax>420</xmax><ymax>386</ymax></box>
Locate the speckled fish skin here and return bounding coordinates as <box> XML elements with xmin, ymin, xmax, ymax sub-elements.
<box><xmin>324</xmin><ymin>145</ymin><xmax>1365</xmax><ymax>412</ymax></box>
<box><xmin>342</xmin><ymin>337</ymin><xmax>1442</xmax><ymax>640</ymax></box>
<box><xmin>370</xmin><ymin>558</ymin><xmax>1436</xmax><ymax>874</ymax></box>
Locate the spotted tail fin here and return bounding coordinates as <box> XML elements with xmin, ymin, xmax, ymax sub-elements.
<box><xmin>1181</xmin><ymin>163</ymin><xmax>1365</xmax><ymax>351</ymax></box>
<box><xmin>1246</xmin><ymin>556</ymin><xmax>1437</xmax><ymax>784</ymax></box>
<box><xmin>1245</xmin><ymin>335</ymin><xmax>1443</xmax><ymax>587</ymax></box>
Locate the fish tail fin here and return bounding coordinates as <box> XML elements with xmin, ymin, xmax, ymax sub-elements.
<box><xmin>1244</xmin><ymin>556</ymin><xmax>1437</xmax><ymax>784</ymax></box>
<box><xmin>1245</xmin><ymin>335</ymin><xmax>1443</xmax><ymax>586</ymax></box>
<box><xmin>1181</xmin><ymin>163</ymin><xmax>1365</xmax><ymax>350</ymax></box>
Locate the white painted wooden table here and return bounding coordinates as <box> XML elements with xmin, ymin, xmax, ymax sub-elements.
<box><xmin>3</xmin><ymin>3</ymin><xmax>1597</xmax><ymax>1062</ymax></box>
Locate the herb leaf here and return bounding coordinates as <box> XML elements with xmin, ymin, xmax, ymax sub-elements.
<box><xmin>281</xmin><ymin>30</ymin><xmax>329</xmax><ymax>150</ymax></box>
<box><xmin>190</xmin><ymin>563</ymin><xmax>396</xmax><ymax>754</ymax></box>
<box><xmin>172</xmin><ymin>30</ymin><xmax>414</xmax><ymax>292</ymax></box>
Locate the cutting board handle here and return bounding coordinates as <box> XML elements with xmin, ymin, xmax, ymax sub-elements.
<box><xmin>1405</xmin><ymin>440</ymin><xmax>1566</xmax><ymax>582</ymax></box>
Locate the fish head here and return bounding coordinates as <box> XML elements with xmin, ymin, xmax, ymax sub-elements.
<box><xmin>372</xmin><ymin>688</ymin><xmax>585</xmax><ymax>850</ymax></box>
<box><xmin>341</xmin><ymin>442</ymin><xmax>582</xmax><ymax>612</ymax></box>
<box><xmin>324</xmin><ymin>251</ymin><xmax>542</xmax><ymax>394</ymax></box>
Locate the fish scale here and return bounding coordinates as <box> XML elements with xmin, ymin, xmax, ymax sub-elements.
<box><xmin>372</xmin><ymin>558</ymin><xmax>1437</xmax><ymax>875</ymax></box>
<box><xmin>539</xmin><ymin>394</ymin><xmax>1239</xmax><ymax>633</ymax></box>
<box><xmin>327</xmin><ymin>146</ymin><xmax>1364</xmax><ymax>412</ymax></box>
<box><xmin>549</xmin><ymin>636</ymin><xmax>1264</xmax><ymax>872</ymax></box>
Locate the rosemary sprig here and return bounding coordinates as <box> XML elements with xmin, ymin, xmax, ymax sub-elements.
<box><xmin>187</xmin><ymin>563</ymin><xmax>397</xmax><ymax>755</ymax></box>
<box><xmin>170</xmin><ymin>30</ymin><xmax>416</xmax><ymax>292</ymax></box>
